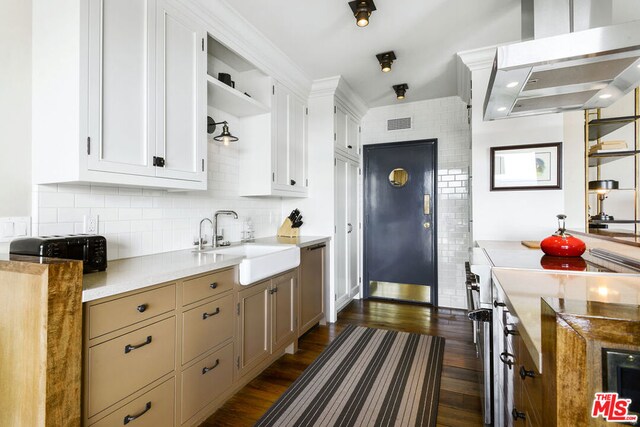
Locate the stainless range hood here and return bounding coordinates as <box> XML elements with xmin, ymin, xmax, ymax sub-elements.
<box><xmin>484</xmin><ymin>19</ymin><xmax>640</xmax><ymax>121</ymax></box>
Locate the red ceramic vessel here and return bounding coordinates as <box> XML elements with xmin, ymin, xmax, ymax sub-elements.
<box><xmin>540</xmin><ymin>214</ymin><xmax>586</xmax><ymax>257</ymax></box>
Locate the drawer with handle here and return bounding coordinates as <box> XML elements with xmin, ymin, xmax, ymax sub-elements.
<box><xmin>182</xmin><ymin>294</ymin><xmax>234</xmax><ymax>364</ymax></box>
<box><xmin>88</xmin><ymin>284</ymin><xmax>176</xmax><ymax>339</ymax></box>
<box><xmin>182</xmin><ymin>268</ymin><xmax>235</xmax><ymax>306</ymax></box>
<box><xmin>90</xmin><ymin>377</ymin><xmax>175</xmax><ymax>427</ymax></box>
<box><xmin>87</xmin><ymin>317</ymin><xmax>176</xmax><ymax>417</ymax></box>
<box><xmin>181</xmin><ymin>343</ymin><xmax>234</xmax><ymax>423</ymax></box>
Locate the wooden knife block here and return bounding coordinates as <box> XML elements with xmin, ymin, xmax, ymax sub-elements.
<box><xmin>277</xmin><ymin>218</ymin><xmax>299</xmax><ymax>238</ymax></box>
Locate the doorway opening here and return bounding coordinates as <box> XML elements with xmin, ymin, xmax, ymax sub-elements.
<box><xmin>363</xmin><ymin>139</ymin><xmax>438</xmax><ymax>305</ymax></box>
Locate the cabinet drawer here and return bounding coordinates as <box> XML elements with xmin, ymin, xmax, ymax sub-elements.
<box><xmin>91</xmin><ymin>378</ymin><xmax>175</xmax><ymax>427</ymax></box>
<box><xmin>89</xmin><ymin>284</ymin><xmax>176</xmax><ymax>339</ymax></box>
<box><xmin>88</xmin><ymin>317</ymin><xmax>176</xmax><ymax>417</ymax></box>
<box><xmin>182</xmin><ymin>268</ymin><xmax>235</xmax><ymax>306</ymax></box>
<box><xmin>182</xmin><ymin>294</ymin><xmax>234</xmax><ymax>364</ymax></box>
<box><xmin>181</xmin><ymin>343</ymin><xmax>234</xmax><ymax>423</ymax></box>
<box><xmin>518</xmin><ymin>341</ymin><xmax>542</xmax><ymax>418</ymax></box>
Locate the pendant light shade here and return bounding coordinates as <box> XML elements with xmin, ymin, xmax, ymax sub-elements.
<box><xmin>207</xmin><ymin>116</ymin><xmax>238</xmax><ymax>146</ymax></box>
<box><xmin>348</xmin><ymin>0</ymin><xmax>376</xmax><ymax>27</ymax></box>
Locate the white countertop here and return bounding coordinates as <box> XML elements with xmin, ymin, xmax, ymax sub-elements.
<box><xmin>82</xmin><ymin>236</ymin><xmax>330</xmax><ymax>302</ymax></box>
<box><xmin>492</xmin><ymin>268</ymin><xmax>640</xmax><ymax>373</ymax></box>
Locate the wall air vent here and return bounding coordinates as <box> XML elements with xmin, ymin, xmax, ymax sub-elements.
<box><xmin>387</xmin><ymin>117</ymin><xmax>412</xmax><ymax>131</ymax></box>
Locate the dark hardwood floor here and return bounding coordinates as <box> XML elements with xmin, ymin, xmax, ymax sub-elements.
<box><xmin>202</xmin><ymin>299</ymin><xmax>483</xmax><ymax>427</ymax></box>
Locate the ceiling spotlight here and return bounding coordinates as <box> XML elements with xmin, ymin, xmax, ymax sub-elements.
<box><xmin>506</xmin><ymin>81</ymin><xmax>519</xmax><ymax>88</ymax></box>
<box><xmin>376</xmin><ymin>51</ymin><xmax>396</xmax><ymax>73</ymax></box>
<box><xmin>393</xmin><ymin>83</ymin><xmax>409</xmax><ymax>100</ymax></box>
<box><xmin>599</xmin><ymin>93</ymin><xmax>612</xmax><ymax>99</ymax></box>
<box><xmin>348</xmin><ymin>0</ymin><xmax>376</xmax><ymax>27</ymax></box>
<box><xmin>207</xmin><ymin>116</ymin><xmax>239</xmax><ymax>146</ymax></box>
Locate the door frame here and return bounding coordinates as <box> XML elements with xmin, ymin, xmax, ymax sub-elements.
<box><xmin>362</xmin><ymin>139</ymin><xmax>438</xmax><ymax>306</ymax></box>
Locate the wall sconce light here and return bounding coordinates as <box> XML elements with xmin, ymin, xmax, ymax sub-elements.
<box><xmin>348</xmin><ymin>0</ymin><xmax>376</xmax><ymax>27</ymax></box>
<box><xmin>207</xmin><ymin>116</ymin><xmax>238</xmax><ymax>146</ymax></box>
<box><xmin>393</xmin><ymin>83</ymin><xmax>409</xmax><ymax>100</ymax></box>
<box><xmin>588</xmin><ymin>179</ymin><xmax>619</xmax><ymax>227</ymax></box>
<box><xmin>376</xmin><ymin>51</ymin><xmax>396</xmax><ymax>73</ymax></box>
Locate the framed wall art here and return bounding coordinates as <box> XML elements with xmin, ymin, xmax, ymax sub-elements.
<box><xmin>490</xmin><ymin>142</ymin><xmax>562</xmax><ymax>191</ymax></box>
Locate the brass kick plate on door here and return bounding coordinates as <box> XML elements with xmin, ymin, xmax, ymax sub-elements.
<box><xmin>424</xmin><ymin>194</ymin><xmax>431</xmax><ymax>215</ymax></box>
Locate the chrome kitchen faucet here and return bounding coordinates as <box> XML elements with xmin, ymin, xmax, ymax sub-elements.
<box><xmin>214</xmin><ymin>210</ymin><xmax>238</xmax><ymax>248</ymax></box>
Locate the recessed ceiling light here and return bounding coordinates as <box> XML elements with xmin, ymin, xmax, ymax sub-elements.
<box><xmin>348</xmin><ymin>0</ymin><xmax>376</xmax><ymax>27</ymax></box>
<box><xmin>497</xmin><ymin>107</ymin><xmax>507</xmax><ymax>112</ymax></box>
<box><xmin>599</xmin><ymin>94</ymin><xmax>612</xmax><ymax>99</ymax></box>
<box><xmin>393</xmin><ymin>83</ymin><xmax>408</xmax><ymax>100</ymax></box>
<box><xmin>506</xmin><ymin>82</ymin><xmax>519</xmax><ymax>88</ymax></box>
<box><xmin>376</xmin><ymin>51</ymin><xmax>396</xmax><ymax>73</ymax></box>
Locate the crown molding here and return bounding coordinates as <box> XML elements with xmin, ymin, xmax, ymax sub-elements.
<box><xmin>310</xmin><ymin>76</ymin><xmax>369</xmax><ymax>119</ymax></box>
<box><xmin>457</xmin><ymin>45</ymin><xmax>499</xmax><ymax>71</ymax></box>
<box><xmin>183</xmin><ymin>0</ymin><xmax>312</xmax><ymax>99</ymax></box>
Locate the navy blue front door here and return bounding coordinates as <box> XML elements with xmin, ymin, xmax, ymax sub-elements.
<box><xmin>363</xmin><ymin>140</ymin><xmax>437</xmax><ymax>305</ymax></box>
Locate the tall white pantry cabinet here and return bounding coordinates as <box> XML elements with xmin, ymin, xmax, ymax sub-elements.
<box><xmin>33</xmin><ymin>0</ymin><xmax>208</xmax><ymax>190</ymax></box>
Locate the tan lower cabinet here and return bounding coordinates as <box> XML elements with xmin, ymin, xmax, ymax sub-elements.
<box><xmin>87</xmin><ymin>316</ymin><xmax>177</xmax><ymax>417</ymax></box>
<box><xmin>271</xmin><ymin>271</ymin><xmax>297</xmax><ymax>351</ymax></box>
<box><xmin>182</xmin><ymin>293</ymin><xmax>234</xmax><ymax>364</ymax></box>
<box><xmin>83</xmin><ymin>263</ymin><xmax>308</xmax><ymax>426</ymax></box>
<box><xmin>238</xmin><ymin>280</ymin><xmax>271</xmax><ymax>376</ymax></box>
<box><xmin>180</xmin><ymin>343</ymin><xmax>234</xmax><ymax>423</ymax></box>
<box><xmin>238</xmin><ymin>270</ymin><xmax>298</xmax><ymax>377</ymax></box>
<box><xmin>298</xmin><ymin>244</ymin><xmax>325</xmax><ymax>336</ymax></box>
<box><xmin>91</xmin><ymin>378</ymin><xmax>175</xmax><ymax>427</ymax></box>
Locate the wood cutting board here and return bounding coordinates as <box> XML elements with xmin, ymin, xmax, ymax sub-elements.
<box><xmin>521</xmin><ymin>240</ymin><xmax>541</xmax><ymax>249</ymax></box>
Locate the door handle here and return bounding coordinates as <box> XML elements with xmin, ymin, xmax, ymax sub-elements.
<box><xmin>424</xmin><ymin>194</ymin><xmax>431</xmax><ymax>215</ymax></box>
<box><xmin>347</xmin><ymin>223</ymin><xmax>353</xmax><ymax>233</ymax></box>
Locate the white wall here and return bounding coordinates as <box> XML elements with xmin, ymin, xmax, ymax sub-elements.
<box><xmin>0</xmin><ymin>0</ymin><xmax>32</xmax><ymax>252</ymax></box>
<box><xmin>361</xmin><ymin>97</ymin><xmax>471</xmax><ymax>309</ymax></box>
<box><xmin>471</xmin><ymin>67</ymin><xmax>567</xmax><ymax>241</ymax></box>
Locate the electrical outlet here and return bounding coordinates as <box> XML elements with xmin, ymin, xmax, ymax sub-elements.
<box><xmin>83</xmin><ymin>215</ymin><xmax>99</xmax><ymax>234</ymax></box>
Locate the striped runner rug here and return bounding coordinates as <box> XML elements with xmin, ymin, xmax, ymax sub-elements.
<box><xmin>256</xmin><ymin>325</ymin><xmax>446</xmax><ymax>427</ymax></box>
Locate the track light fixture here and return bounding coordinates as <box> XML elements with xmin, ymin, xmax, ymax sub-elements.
<box><xmin>207</xmin><ymin>116</ymin><xmax>238</xmax><ymax>146</ymax></box>
<box><xmin>376</xmin><ymin>51</ymin><xmax>396</xmax><ymax>73</ymax></box>
<box><xmin>348</xmin><ymin>0</ymin><xmax>376</xmax><ymax>27</ymax></box>
<box><xmin>393</xmin><ymin>84</ymin><xmax>409</xmax><ymax>100</ymax></box>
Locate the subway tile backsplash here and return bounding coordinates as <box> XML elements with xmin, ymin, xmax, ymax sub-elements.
<box><xmin>32</xmin><ymin>137</ymin><xmax>282</xmax><ymax>261</ymax></box>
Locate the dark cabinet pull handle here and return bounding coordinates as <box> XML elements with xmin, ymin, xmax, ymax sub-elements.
<box><xmin>137</xmin><ymin>304</ymin><xmax>147</xmax><ymax>313</ymax></box>
<box><xmin>348</xmin><ymin>145</ymin><xmax>353</xmax><ymax>149</ymax></box>
<box><xmin>210</xmin><ymin>282</ymin><xmax>218</xmax><ymax>289</ymax></box>
<box><xmin>499</xmin><ymin>351</ymin><xmax>514</xmax><ymax>369</ymax></box>
<box><xmin>493</xmin><ymin>300</ymin><xmax>506</xmax><ymax>308</ymax></box>
<box><xmin>202</xmin><ymin>359</ymin><xmax>220</xmax><ymax>375</ymax></box>
<box><xmin>511</xmin><ymin>407</ymin><xmax>526</xmax><ymax>421</ymax></box>
<box><xmin>124</xmin><ymin>336</ymin><xmax>152</xmax><ymax>354</ymax></box>
<box><xmin>202</xmin><ymin>307</ymin><xmax>220</xmax><ymax>319</ymax></box>
<box><xmin>290</xmin><ymin>179</ymin><xmax>296</xmax><ymax>186</ymax></box>
<box><xmin>504</xmin><ymin>325</ymin><xmax>519</xmax><ymax>337</ymax></box>
<box><xmin>270</xmin><ymin>287</ymin><xmax>278</xmax><ymax>294</ymax></box>
<box><xmin>519</xmin><ymin>366</ymin><xmax>535</xmax><ymax>380</ymax></box>
<box><xmin>123</xmin><ymin>402</ymin><xmax>151</xmax><ymax>425</ymax></box>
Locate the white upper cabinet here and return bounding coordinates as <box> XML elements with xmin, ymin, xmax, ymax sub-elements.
<box><xmin>334</xmin><ymin>100</ymin><xmax>360</xmax><ymax>161</ymax></box>
<box><xmin>155</xmin><ymin>0</ymin><xmax>207</xmax><ymax>182</ymax></box>
<box><xmin>33</xmin><ymin>0</ymin><xmax>207</xmax><ymax>190</ymax></box>
<box><xmin>87</xmin><ymin>0</ymin><xmax>155</xmax><ymax>177</ymax></box>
